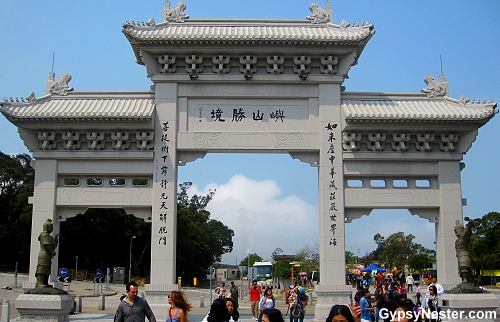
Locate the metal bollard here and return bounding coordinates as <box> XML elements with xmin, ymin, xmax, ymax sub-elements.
<box><xmin>99</xmin><ymin>294</ymin><xmax>105</xmax><ymax>310</ymax></box>
<box><xmin>2</xmin><ymin>300</ymin><xmax>10</xmax><ymax>322</ymax></box>
<box><xmin>76</xmin><ymin>295</ymin><xmax>82</xmax><ymax>313</ymax></box>
<box><xmin>200</xmin><ymin>293</ymin><xmax>204</xmax><ymax>308</ymax></box>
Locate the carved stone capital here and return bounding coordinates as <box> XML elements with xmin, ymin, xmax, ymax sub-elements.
<box><xmin>177</xmin><ymin>151</ymin><xmax>207</xmax><ymax>166</ymax></box>
<box><xmin>289</xmin><ymin>152</ymin><xmax>319</xmax><ymax>167</ymax></box>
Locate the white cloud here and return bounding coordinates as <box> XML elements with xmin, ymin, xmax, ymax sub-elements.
<box><xmin>186</xmin><ymin>177</ymin><xmax>436</xmax><ymax>266</ymax></box>
<box><xmin>187</xmin><ymin>174</ymin><xmax>318</xmax><ymax>264</ymax></box>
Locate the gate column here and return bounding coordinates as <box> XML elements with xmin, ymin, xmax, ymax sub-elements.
<box><xmin>314</xmin><ymin>84</ymin><xmax>351</xmax><ymax>322</ymax></box>
<box><xmin>436</xmin><ymin>161</ymin><xmax>463</xmax><ymax>290</ymax></box>
<box><xmin>28</xmin><ymin>159</ymin><xmax>59</xmax><ymax>286</ymax></box>
<box><xmin>145</xmin><ymin>82</ymin><xmax>179</xmax><ymax>319</ymax></box>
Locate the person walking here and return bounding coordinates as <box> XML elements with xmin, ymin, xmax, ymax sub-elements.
<box><xmin>258</xmin><ymin>287</ymin><xmax>275</xmax><ymax>322</ymax></box>
<box><xmin>291</xmin><ymin>287</ymin><xmax>308</xmax><ymax>322</ymax></box>
<box><xmin>115</xmin><ymin>281</ymin><xmax>157</xmax><ymax>322</ymax></box>
<box><xmin>415</xmin><ymin>282</ymin><xmax>421</xmax><ymax>306</ymax></box>
<box><xmin>249</xmin><ymin>279</ymin><xmax>262</xmax><ymax>321</ymax></box>
<box><xmin>428</xmin><ymin>274</ymin><xmax>444</xmax><ymax>296</ymax></box>
<box><xmin>167</xmin><ymin>290</ymin><xmax>192</xmax><ymax>322</ymax></box>
<box><xmin>229</xmin><ymin>281</ymin><xmax>239</xmax><ymax>308</ymax></box>
<box><xmin>287</xmin><ymin>286</ymin><xmax>297</xmax><ymax>322</ymax></box>
<box><xmin>359</xmin><ymin>288</ymin><xmax>374</xmax><ymax>322</ymax></box>
<box><xmin>420</xmin><ymin>285</ymin><xmax>439</xmax><ymax>322</ymax></box>
<box><xmin>216</xmin><ymin>282</ymin><xmax>227</xmax><ymax>299</ymax></box>
<box><xmin>405</xmin><ymin>274</ymin><xmax>414</xmax><ymax>292</ymax></box>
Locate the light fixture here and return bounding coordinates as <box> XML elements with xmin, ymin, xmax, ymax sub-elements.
<box><xmin>189</xmin><ymin>72</ymin><xmax>198</xmax><ymax>79</ymax></box>
<box><xmin>299</xmin><ymin>73</ymin><xmax>308</xmax><ymax>80</ymax></box>
<box><xmin>244</xmin><ymin>73</ymin><xmax>253</xmax><ymax>79</ymax></box>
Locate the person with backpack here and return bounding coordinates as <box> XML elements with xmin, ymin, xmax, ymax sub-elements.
<box><xmin>291</xmin><ymin>287</ymin><xmax>307</xmax><ymax>322</ymax></box>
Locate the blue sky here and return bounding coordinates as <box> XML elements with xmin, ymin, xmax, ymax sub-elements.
<box><xmin>1</xmin><ymin>1</ymin><xmax>499</xmax><ymax>266</ymax></box>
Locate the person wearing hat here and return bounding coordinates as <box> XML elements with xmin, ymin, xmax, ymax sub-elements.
<box><xmin>291</xmin><ymin>286</ymin><xmax>308</xmax><ymax>322</ymax></box>
<box><xmin>249</xmin><ymin>279</ymin><xmax>262</xmax><ymax>320</ymax></box>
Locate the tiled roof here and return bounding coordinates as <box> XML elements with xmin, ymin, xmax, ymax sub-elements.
<box><xmin>342</xmin><ymin>96</ymin><xmax>497</xmax><ymax>122</ymax></box>
<box><xmin>123</xmin><ymin>22</ymin><xmax>374</xmax><ymax>44</ymax></box>
<box><xmin>1</xmin><ymin>92</ymin><xmax>155</xmax><ymax>122</ymax></box>
<box><xmin>123</xmin><ymin>20</ymin><xmax>375</xmax><ymax>66</ymax></box>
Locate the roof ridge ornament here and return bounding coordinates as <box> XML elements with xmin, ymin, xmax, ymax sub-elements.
<box><xmin>459</xmin><ymin>95</ymin><xmax>470</xmax><ymax>106</ymax></box>
<box><xmin>163</xmin><ymin>1</ymin><xmax>189</xmax><ymax>23</ymax></box>
<box><xmin>306</xmin><ymin>2</ymin><xmax>332</xmax><ymax>24</ymax></box>
<box><xmin>421</xmin><ymin>74</ymin><xmax>448</xmax><ymax>98</ymax></box>
<box><xmin>48</xmin><ymin>73</ymin><xmax>74</xmax><ymax>96</ymax></box>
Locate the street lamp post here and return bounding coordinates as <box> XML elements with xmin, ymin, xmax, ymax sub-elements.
<box><xmin>129</xmin><ymin>236</ymin><xmax>136</xmax><ymax>283</ymax></box>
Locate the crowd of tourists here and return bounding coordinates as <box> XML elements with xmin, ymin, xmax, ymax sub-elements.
<box><xmin>353</xmin><ymin>273</ymin><xmax>443</xmax><ymax>322</ymax></box>
<box><xmin>113</xmin><ymin>274</ymin><xmax>444</xmax><ymax>322</ymax></box>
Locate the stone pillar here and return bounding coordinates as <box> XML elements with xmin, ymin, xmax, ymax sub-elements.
<box><xmin>145</xmin><ymin>82</ymin><xmax>179</xmax><ymax>319</ymax></box>
<box><xmin>436</xmin><ymin>161</ymin><xmax>463</xmax><ymax>290</ymax></box>
<box><xmin>28</xmin><ymin>159</ymin><xmax>59</xmax><ymax>284</ymax></box>
<box><xmin>314</xmin><ymin>84</ymin><xmax>351</xmax><ymax>322</ymax></box>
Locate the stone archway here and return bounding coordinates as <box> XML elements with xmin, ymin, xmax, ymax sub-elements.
<box><xmin>1</xmin><ymin>2</ymin><xmax>497</xmax><ymax>321</ymax></box>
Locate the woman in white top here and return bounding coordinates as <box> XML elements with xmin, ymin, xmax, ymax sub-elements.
<box><xmin>258</xmin><ymin>287</ymin><xmax>275</xmax><ymax>322</ymax></box>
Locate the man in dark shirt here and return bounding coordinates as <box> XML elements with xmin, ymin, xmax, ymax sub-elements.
<box><xmin>115</xmin><ymin>281</ymin><xmax>156</xmax><ymax>322</ymax></box>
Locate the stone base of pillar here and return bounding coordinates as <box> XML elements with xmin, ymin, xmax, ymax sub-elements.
<box><xmin>144</xmin><ymin>284</ymin><xmax>180</xmax><ymax>320</ymax></box>
<box><xmin>22</xmin><ymin>281</ymin><xmax>36</xmax><ymax>292</ymax></box>
<box><xmin>312</xmin><ymin>285</ymin><xmax>353</xmax><ymax>322</ymax></box>
<box><xmin>439</xmin><ymin>293</ymin><xmax>498</xmax><ymax>322</ymax></box>
<box><xmin>15</xmin><ymin>294</ymin><xmax>73</xmax><ymax>322</ymax></box>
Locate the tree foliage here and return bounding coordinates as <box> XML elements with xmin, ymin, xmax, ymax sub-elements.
<box><xmin>407</xmin><ymin>253</ymin><xmax>432</xmax><ymax>279</ymax></box>
<box><xmin>0</xmin><ymin>152</ymin><xmax>34</xmax><ymax>271</ymax></box>
<box><xmin>176</xmin><ymin>182</ymin><xmax>234</xmax><ymax>282</ymax></box>
<box><xmin>295</xmin><ymin>244</ymin><xmax>319</xmax><ymax>272</ymax></box>
<box><xmin>345</xmin><ymin>251</ymin><xmax>362</xmax><ymax>270</ymax></box>
<box><xmin>59</xmin><ymin>209</ymin><xmax>150</xmax><ymax>277</ymax></box>
<box><xmin>273</xmin><ymin>260</ymin><xmax>291</xmax><ymax>279</ymax></box>
<box><xmin>470</xmin><ymin>212</ymin><xmax>500</xmax><ymax>280</ymax></box>
<box><xmin>370</xmin><ymin>232</ymin><xmax>435</xmax><ymax>271</ymax></box>
<box><xmin>239</xmin><ymin>253</ymin><xmax>263</xmax><ymax>267</ymax></box>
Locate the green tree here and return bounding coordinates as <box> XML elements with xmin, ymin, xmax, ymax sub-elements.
<box><xmin>274</xmin><ymin>260</ymin><xmax>291</xmax><ymax>279</ymax></box>
<box><xmin>239</xmin><ymin>253</ymin><xmax>263</xmax><ymax>267</ymax></box>
<box><xmin>371</xmin><ymin>232</ymin><xmax>434</xmax><ymax>271</ymax></box>
<box><xmin>0</xmin><ymin>152</ymin><xmax>34</xmax><ymax>271</ymax></box>
<box><xmin>470</xmin><ymin>212</ymin><xmax>500</xmax><ymax>284</ymax></box>
<box><xmin>59</xmin><ymin>209</ymin><xmax>150</xmax><ymax>278</ymax></box>
<box><xmin>407</xmin><ymin>253</ymin><xmax>432</xmax><ymax>280</ymax></box>
<box><xmin>295</xmin><ymin>244</ymin><xmax>319</xmax><ymax>272</ymax></box>
<box><xmin>176</xmin><ymin>182</ymin><xmax>234</xmax><ymax>283</ymax></box>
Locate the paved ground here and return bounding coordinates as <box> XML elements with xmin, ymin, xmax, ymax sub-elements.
<box><xmin>1</xmin><ymin>273</ymin><xmax>499</xmax><ymax>322</ymax></box>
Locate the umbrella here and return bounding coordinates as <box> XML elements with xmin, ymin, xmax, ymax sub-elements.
<box><xmin>360</xmin><ymin>264</ymin><xmax>386</xmax><ymax>273</ymax></box>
